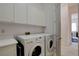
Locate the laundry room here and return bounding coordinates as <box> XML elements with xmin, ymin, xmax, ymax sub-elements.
<box><xmin>0</xmin><ymin>3</ymin><xmax>61</xmax><ymax>56</ymax></box>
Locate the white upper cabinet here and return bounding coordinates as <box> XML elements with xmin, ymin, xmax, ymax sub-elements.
<box><xmin>28</xmin><ymin>4</ymin><xmax>46</xmax><ymax>26</ymax></box>
<box><xmin>0</xmin><ymin>3</ymin><xmax>46</xmax><ymax>26</ymax></box>
<box><xmin>14</xmin><ymin>4</ymin><xmax>28</xmax><ymax>24</ymax></box>
<box><xmin>0</xmin><ymin>4</ymin><xmax>14</xmax><ymax>22</ymax></box>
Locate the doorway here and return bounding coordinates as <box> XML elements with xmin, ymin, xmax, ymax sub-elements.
<box><xmin>61</xmin><ymin>3</ymin><xmax>78</xmax><ymax>56</ymax></box>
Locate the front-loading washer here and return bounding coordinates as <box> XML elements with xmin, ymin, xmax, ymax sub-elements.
<box><xmin>15</xmin><ymin>34</ymin><xmax>45</xmax><ymax>56</ymax></box>
<box><xmin>38</xmin><ymin>33</ymin><xmax>54</xmax><ymax>56</ymax></box>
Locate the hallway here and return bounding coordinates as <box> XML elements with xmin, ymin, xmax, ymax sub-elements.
<box><xmin>61</xmin><ymin>3</ymin><xmax>78</xmax><ymax>56</ymax></box>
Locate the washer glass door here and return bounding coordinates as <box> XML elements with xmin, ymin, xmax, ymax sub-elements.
<box><xmin>29</xmin><ymin>46</ymin><xmax>42</xmax><ymax>56</ymax></box>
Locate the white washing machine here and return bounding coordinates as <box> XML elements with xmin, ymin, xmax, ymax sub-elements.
<box><xmin>15</xmin><ymin>34</ymin><xmax>45</xmax><ymax>56</ymax></box>
<box><xmin>38</xmin><ymin>33</ymin><xmax>54</xmax><ymax>56</ymax></box>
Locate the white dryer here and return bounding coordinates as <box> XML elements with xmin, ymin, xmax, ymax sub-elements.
<box><xmin>38</xmin><ymin>33</ymin><xmax>54</xmax><ymax>56</ymax></box>
<box><xmin>15</xmin><ymin>34</ymin><xmax>45</xmax><ymax>56</ymax></box>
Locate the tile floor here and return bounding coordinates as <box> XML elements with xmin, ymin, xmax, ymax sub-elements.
<box><xmin>61</xmin><ymin>42</ymin><xmax>78</xmax><ymax>56</ymax></box>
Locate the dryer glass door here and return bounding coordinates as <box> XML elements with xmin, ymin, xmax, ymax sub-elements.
<box><xmin>50</xmin><ymin>40</ymin><xmax>53</xmax><ymax>48</ymax></box>
<box><xmin>48</xmin><ymin>39</ymin><xmax>54</xmax><ymax>52</ymax></box>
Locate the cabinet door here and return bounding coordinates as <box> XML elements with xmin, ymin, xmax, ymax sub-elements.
<box><xmin>14</xmin><ymin>4</ymin><xmax>28</xmax><ymax>24</ymax></box>
<box><xmin>0</xmin><ymin>4</ymin><xmax>13</xmax><ymax>22</ymax></box>
<box><xmin>55</xmin><ymin>4</ymin><xmax>61</xmax><ymax>56</ymax></box>
<box><xmin>28</xmin><ymin>4</ymin><xmax>46</xmax><ymax>26</ymax></box>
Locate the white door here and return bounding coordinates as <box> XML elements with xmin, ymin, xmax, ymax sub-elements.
<box><xmin>14</xmin><ymin>4</ymin><xmax>28</xmax><ymax>24</ymax></box>
<box><xmin>28</xmin><ymin>4</ymin><xmax>46</xmax><ymax>26</ymax></box>
<box><xmin>0</xmin><ymin>3</ymin><xmax>14</xmax><ymax>22</ymax></box>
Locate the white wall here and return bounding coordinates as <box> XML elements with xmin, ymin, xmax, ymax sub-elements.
<box><xmin>0</xmin><ymin>22</ymin><xmax>45</xmax><ymax>36</ymax></box>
